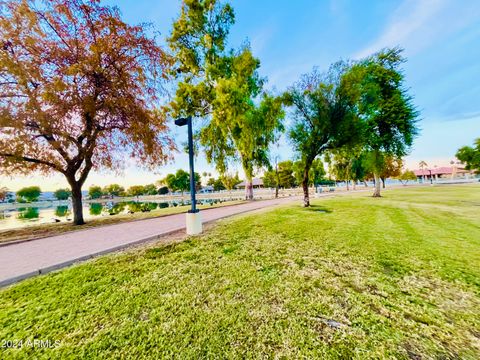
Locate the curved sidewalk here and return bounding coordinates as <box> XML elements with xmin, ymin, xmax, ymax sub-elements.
<box><xmin>0</xmin><ymin>195</ymin><xmax>304</xmax><ymax>287</ymax></box>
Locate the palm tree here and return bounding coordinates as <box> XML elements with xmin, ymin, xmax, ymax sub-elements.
<box><xmin>419</xmin><ymin>161</ymin><xmax>428</xmax><ymax>183</ymax></box>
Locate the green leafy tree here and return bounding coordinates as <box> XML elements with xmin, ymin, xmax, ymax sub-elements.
<box><xmin>221</xmin><ymin>173</ymin><xmax>240</xmax><ymax>191</ymax></box>
<box><xmin>325</xmin><ymin>147</ymin><xmax>366</xmax><ymax>190</ymax></box>
<box><xmin>16</xmin><ymin>186</ymin><xmax>41</xmax><ymax>202</ymax></box>
<box><xmin>198</xmin><ymin>47</ymin><xmax>284</xmax><ymax>200</ymax></box>
<box><xmin>168</xmin><ymin>0</ymin><xmax>234</xmax><ymax>118</ymax></box>
<box><xmin>164</xmin><ymin>170</ymin><xmax>200</xmax><ymax>195</ymax></box>
<box><xmin>174</xmin><ymin>170</ymin><xmax>190</xmax><ymax>195</ymax></box>
<box><xmin>276</xmin><ymin>161</ymin><xmax>296</xmax><ymax>188</ymax></box>
<box><xmin>158</xmin><ymin>186</ymin><xmax>169</xmax><ymax>195</ymax></box>
<box><xmin>214</xmin><ymin>179</ymin><xmax>225</xmax><ymax>191</ymax></box>
<box><xmin>293</xmin><ymin>159</ymin><xmax>326</xmax><ymax>188</ymax></box>
<box><xmin>379</xmin><ymin>156</ymin><xmax>403</xmax><ymax>188</ymax></box>
<box><xmin>310</xmin><ymin>159</ymin><xmax>327</xmax><ymax>187</ymax></box>
<box><xmin>53</xmin><ymin>188</ymin><xmax>71</xmax><ymax>200</ymax></box>
<box><xmin>396</xmin><ymin>170</ymin><xmax>417</xmax><ymax>185</ymax></box>
<box><xmin>165</xmin><ymin>174</ymin><xmax>178</xmax><ymax>192</ymax></box>
<box><xmin>127</xmin><ymin>185</ymin><xmax>145</xmax><ymax>197</ymax></box>
<box><xmin>207</xmin><ymin>177</ymin><xmax>215</xmax><ymax>186</ymax></box>
<box><xmin>262</xmin><ymin>170</ymin><xmax>277</xmax><ymax>189</ymax></box>
<box><xmin>103</xmin><ymin>184</ymin><xmax>125</xmax><ymax>197</ymax></box>
<box><xmin>195</xmin><ymin>172</ymin><xmax>202</xmax><ymax>191</ymax></box>
<box><xmin>456</xmin><ymin>138</ymin><xmax>480</xmax><ymax>173</ymax></box>
<box><xmin>285</xmin><ymin>63</ymin><xmax>359</xmax><ymax>206</ymax></box>
<box><xmin>350</xmin><ymin>153</ymin><xmax>368</xmax><ymax>187</ymax></box>
<box><xmin>344</xmin><ymin>48</ymin><xmax>419</xmax><ymax>197</ymax></box>
<box><xmin>88</xmin><ymin>186</ymin><xmax>103</xmax><ymax>199</ymax></box>
<box><xmin>326</xmin><ymin>152</ymin><xmax>352</xmax><ymax>188</ymax></box>
<box><xmin>168</xmin><ymin>3</ymin><xmax>284</xmax><ymax>200</ymax></box>
<box><xmin>208</xmin><ymin>177</ymin><xmax>225</xmax><ymax>191</ymax></box>
<box><xmin>143</xmin><ymin>184</ymin><xmax>159</xmax><ymax>195</ymax></box>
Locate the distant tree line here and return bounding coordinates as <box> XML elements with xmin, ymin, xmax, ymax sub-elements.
<box><xmin>262</xmin><ymin>160</ymin><xmax>328</xmax><ymax>189</ymax></box>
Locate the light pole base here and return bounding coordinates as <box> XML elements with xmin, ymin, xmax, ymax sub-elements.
<box><xmin>186</xmin><ymin>212</ymin><xmax>202</xmax><ymax>235</ymax></box>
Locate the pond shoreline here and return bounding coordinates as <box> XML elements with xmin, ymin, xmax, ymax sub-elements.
<box><xmin>0</xmin><ymin>189</ymin><xmax>292</xmax><ymax>211</ymax></box>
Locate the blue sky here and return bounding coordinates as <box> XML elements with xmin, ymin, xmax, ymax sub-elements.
<box><xmin>3</xmin><ymin>0</ymin><xmax>480</xmax><ymax>190</ymax></box>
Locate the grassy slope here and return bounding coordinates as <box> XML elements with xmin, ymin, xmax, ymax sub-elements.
<box><xmin>0</xmin><ymin>200</ymin><xmax>245</xmax><ymax>244</ymax></box>
<box><xmin>0</xmin><ymin>185</ymin><xmax>479</xmax><ymax>359</ymax></box>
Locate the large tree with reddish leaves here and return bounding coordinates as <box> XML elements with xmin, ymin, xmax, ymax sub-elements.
<box><xmin>0</xmin><ymin>0</ymin><xmax>174</xmax><ymax>224</ymax></box>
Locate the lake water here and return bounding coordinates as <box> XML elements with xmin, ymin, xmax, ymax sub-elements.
<box><xmin>0</xmin><ymin>199</ymin><xmax>227</xmax><ymax>231</ymax></box>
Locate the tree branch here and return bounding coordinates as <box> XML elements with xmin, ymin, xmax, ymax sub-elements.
<box><xmin>0</xmin><ymin>153</ymin><xmax>65</xmax><ymax>174</ymax></box>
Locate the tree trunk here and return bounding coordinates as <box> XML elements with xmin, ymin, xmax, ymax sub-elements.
<box><xmin>373</xmin><ymin>173</ymin><xmax>381</xmax><ymax>197</ymax></box>
<box><xmin>346</xmin><ymin>180</ymin><xmax>349</xmax><ymax>191</ymax></box>
<box><xmin>353</xmin><ymin>181</ymin><xmax>356</xmax><ymax>190</ymax></box>
<box><xmin>245</xmin><ymin>178</ymin><xmax>254</xmax><ymax>201</ymax></box>
<box><xmin>302</xmin><ymin>166</ymin><xmax>310</xmax><ymax>207</ymax></box>
<box><xmin>363</xmin><ymin>180</ymin><xmax>368</xmax><ymax>187</ymax></box>
<box><xmin>381</xmin><ymin>177</ymin><xmax>386</xmax><ymax>188</ymax></box>
<box><xmin>70</xmin><ymin>182</ymin><xmax>85</xmax><ymax>225</ymax></box>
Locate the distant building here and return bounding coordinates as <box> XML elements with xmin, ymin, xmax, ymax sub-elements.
<box><xmin>235</xmin><ymin>178</ymin><xmax>264</xmax><ymax>189</ymax></box>
<box><xmin>413</xmin><ymin>166</ymin><xmax>471</xmax><ymax>181</ymax></box>
<box><xmin>199</xmin><ymin>185</ymin><xmax>214</xmax><ymax>193</ymax></box>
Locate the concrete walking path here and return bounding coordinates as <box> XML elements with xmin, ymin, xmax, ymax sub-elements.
<box><xmin>0</xmin><ymin>195</ymin><xmax>308</xmax><ymax>287</ymax></box>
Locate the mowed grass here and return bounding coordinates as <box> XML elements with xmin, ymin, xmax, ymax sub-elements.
<box><xmin>1</xmin><ymin>184</ymin><xmax>479</xmax><ymax>359</ymax></box>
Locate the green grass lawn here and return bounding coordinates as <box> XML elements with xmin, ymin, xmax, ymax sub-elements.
<box><xmin>1</xmin><ymin>184</ymin><xmax>479</xmax><ymax>359</ymax></box>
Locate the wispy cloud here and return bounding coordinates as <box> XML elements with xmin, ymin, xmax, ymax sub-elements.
<box><xmin>354</xmin><ymin>0</ymin><xmax>480</xmax><ymax>59</ymax></box>
<box><xmin>250</xmin><ymin>24</ymin><xmax>277</xmax><ymax>55</ymax></box>
<box><xmin>355</xmin><ymin>0</ymin><xmax>447</xmax><ymax>58</ymax></box>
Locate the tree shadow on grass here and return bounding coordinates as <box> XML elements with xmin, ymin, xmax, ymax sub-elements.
<box><xmin>144</xmin><ymin>238</ymin><xmax>199</xmax><ymax>260</ymax></box>
<box><xmin>304</xmin><ymin>204</ymin><xmax>333</xmax><ymax>213</ymax></box>
<box><xmin>145</xmin><ymin>243</ymin><xmax>180</xmax><ymax>259</ymax></box>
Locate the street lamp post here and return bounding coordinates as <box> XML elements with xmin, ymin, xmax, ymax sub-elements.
<box><xmin>175</xmin><ymin>116</ymin><xmax>202</xmax><ymax>235</ymax></box>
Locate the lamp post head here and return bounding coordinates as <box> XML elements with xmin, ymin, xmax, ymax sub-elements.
<box><xmin>174</xmin><ymin>117</ymin><xmax>190</xmax><ymax>127</ymax></box>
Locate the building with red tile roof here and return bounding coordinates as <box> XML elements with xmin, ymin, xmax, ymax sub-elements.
<box><xmin>413</xmin><ymin>166</ymin><xmax>471</xmax><ymax>180</ymax></box>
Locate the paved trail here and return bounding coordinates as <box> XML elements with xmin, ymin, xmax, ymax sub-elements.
<box><xmin>0</xmin><ymin>195</ymin><xmax>309</xmax><ymax>286</ymax></box>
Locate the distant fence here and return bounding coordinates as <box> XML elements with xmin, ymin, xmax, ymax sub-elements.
<box><xmin>1</xmin><ymin>177</ymin><xmax>478</xmax><ymax>210</ymax></box>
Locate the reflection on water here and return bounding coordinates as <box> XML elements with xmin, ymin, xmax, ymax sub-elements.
<box><xmin>108</xmin><ymin>202</ymin><xmax>126</xmax><ymax>215</ymax></box>
<box><xmin>0</xmin><ymin>198</ymin><xmax>234</xmax><ymax>231</ymax></box>
<box><xmin>128</xmin><ymin>202</ymin><xmax>159</xmax><ymax>212</ymax></box>
<box><xmin>89</xmin><ymin>203</ymin><xmax>103</xmax><ymax>216</ymax></box>
<box><xmin>17</xmin><ymin>207</ymin><xmax>40</xmax><ymax>220</ymax></box>
<box><xmin>55</xmin><ymin>205</ymin><xmax>70</xmax><ymax>218</ymax></box>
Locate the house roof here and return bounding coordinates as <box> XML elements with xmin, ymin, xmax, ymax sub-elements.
<box><xmin>413</xmin><ymin>166</ymin><xmax>468</xmax><ymax>176</ymax></box>
<box><xmin>235</xmin><ymin>178</ymin><xmax>264</xmax><ymax>188</ymax></box>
